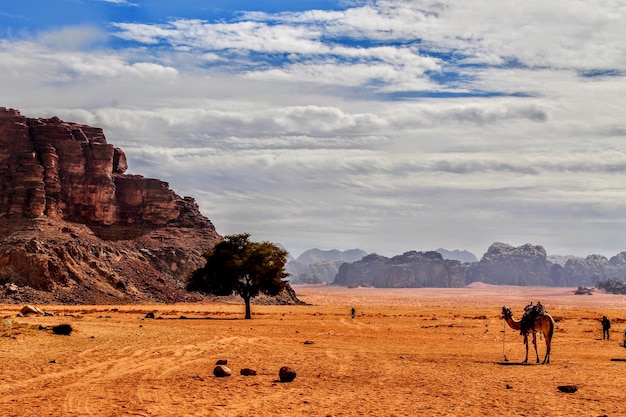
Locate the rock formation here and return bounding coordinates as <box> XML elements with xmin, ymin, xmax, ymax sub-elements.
<box><xmin>0</xmin><ymin>107</ymin><xmax>222</xmax><ymax>303</ymax></box>
<box><xmin>332</xmin><ymin>251</ymin><xmax>467</xmax><ymax>288</ymax></box>
<box><xmin>0</xmin><ymin>107</ymin><xmax>207</xmax><ymax>228</ymax></box>
<box><xmin>325</xmin><ymin>241</ymin><xmax>626</xmax><ymax>289</ymax></box>
<box><xmin>0</xmin><ymin>107</ymin><xmax>300</xmax><ymax>305</ymax></box>
<box><xmin>465</xmin><ymin>242</ymin><xmax>561</xmax><ymax>286</ymax></box>
<box><xmin>562</xmin><ymin>252</ymin><xmax>626</xmax><ymax>286</ymax></box>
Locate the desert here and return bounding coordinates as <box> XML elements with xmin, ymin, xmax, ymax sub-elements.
<box><xmin>1</xmin><ymin>284</ymin><xmax>625</xmax><ymax>417</ymax></box>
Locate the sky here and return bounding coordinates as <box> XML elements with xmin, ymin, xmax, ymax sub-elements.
<box><xmin>1</xmin><ymin>0</ymin><xmax>626</xmax><ymax>259</ymax></box>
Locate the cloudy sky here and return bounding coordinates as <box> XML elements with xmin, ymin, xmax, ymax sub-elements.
<box><xmin>2</xmin><ymin>0</ymin><xmax>626</xmax><ymax>259</ymax></box>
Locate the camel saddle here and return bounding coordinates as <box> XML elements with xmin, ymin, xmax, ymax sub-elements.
<box><xmin>520</xmin><ymin>302</ymin><xmax>546</xmax><ymax>335</ymax></box>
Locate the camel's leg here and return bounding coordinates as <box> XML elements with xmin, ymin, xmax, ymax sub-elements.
<box><xmin>532</xmin><ymin>332</ymin><xmax>540</xmax><ymax>363</ymax></box>
<box><xmin>542</xmin><ymin>321</ymin><xmax>552</xmax><ymax>364</ymax></box>
<box><xmin>523</xmin><ymin>334</ymin><xmax>529</xmax><ymax>363</ymax></box>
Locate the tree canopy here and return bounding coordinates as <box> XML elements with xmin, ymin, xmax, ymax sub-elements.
<box><xmin>187</xmin><ymin>233</ymin><xmax>290</xmax><ymax>319</ymax></box>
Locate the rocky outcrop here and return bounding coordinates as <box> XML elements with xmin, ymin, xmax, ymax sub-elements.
<box><xmin>0</xmin><ymin>107</ymin><xmax>301</xmax><ymax>305</ymax></box>
<box><xmin>0</xmin><ymin>107</ymin><xmax>204</xmax><ymax>228</ymax></box>
<box><xmin>332</xmin><ymin>251</ymin><xmax>467</xmax><ymax>288</ymax></box>
<box><xmin>465</xmin><ymin>243</ymin><xmax>561</xmax><ymax>286</ymax></box>
<box><xmin>561</xmin><ymin>252</ymin><xmax>626</xmax><ymax>286</ymax></box>
<box><xmin>287</xmin><ymin>248</ymin><xmax>367</xmax><ymax>284</ymax></box>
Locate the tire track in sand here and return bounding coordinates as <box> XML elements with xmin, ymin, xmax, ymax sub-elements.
<box><xmin>61</xmin><ymin>336</ymin><xmax>266</xmax><ymax>416</ymax></box>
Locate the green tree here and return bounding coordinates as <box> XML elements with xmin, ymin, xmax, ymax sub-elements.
<box><xmin>187</xmin><ymin>233</ymin><xmax>289</xmax><ymax>319</ymax></box>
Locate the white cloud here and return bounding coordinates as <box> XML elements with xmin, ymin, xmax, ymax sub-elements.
<box><xmin>36</xmin><ymin>25</ymin><xmax>107</xmax><ymax>50</ymax></box>
<box><xmin>2</xmin><ymin>0</ymin><xmax>626</xmax><ymax>258</ymax></box>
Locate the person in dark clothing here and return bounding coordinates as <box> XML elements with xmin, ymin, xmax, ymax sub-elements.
<box><xmin>351</xmin><ymin>307</ymin><xmax>356</xmax><ymax>319</ymax></box>
<box><xmin>601</xmin><ymin>315</ymin><xmax>611</xmax><ymax>340</ymax></box>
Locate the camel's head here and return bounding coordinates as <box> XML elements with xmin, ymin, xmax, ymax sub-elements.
<box><xmin>501</xmin><ymin>306</ymin><xmax>512</xmax><ymax>319</ymax></box>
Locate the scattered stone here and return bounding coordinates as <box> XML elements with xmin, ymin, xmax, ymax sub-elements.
<box><xmin>240</xmin><ymin>368</ymin><xmax>257</xmax><ymax>376</ymax></box>
<box><xmin>215</xmin><ymin>359</ymin><xmax>228</xmax><ymax>365</ymax></box>
<box><xmin>279</xmin><ymin>366</ymin><xmax>297</xmax><ymax>382</ymax></box>
<box><xmin>304</xmin><ymin>340</ymin><xmax>314</xmax><ymax>345</ymax></box>
<box><xmin>5</xmin><ymin>283</ymin><xmax>19</xmax><ymax>294</ymax></box>
<box><xmin>557</xmin><ymin>385</ymin><xmax>578</xmax><ymax>393</ymax></box>
<box><xmin>213</xmin><ymin>365</ymin><xmax>232</xmax><ymax>377</ymax></box>
<box><xmin>505</xmin><ymin>384</ymin><xmax>513</xmax><ymax>389</ymax></box>
<box><xmin>144</xmin><ymin>312</ymin><xmax>155</xmax><ymax>319</ymax></box>
<box><xmin>19</xmin><ymin>305</ymin><xmax>44</xmax><ymax>316</ymax></box>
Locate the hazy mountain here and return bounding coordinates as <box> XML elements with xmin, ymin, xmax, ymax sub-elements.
<box><xmin>296</xmin><ymin>248</ymin><xmax>368</xmax><ymax>264</ymax></box>
<box><xmin>436</xmin><ymin>248</ymin><xmax>478</xmax><ymax>263</ymax></box>
<box><xmin>333</xmin><ymin>251</ymin><xmax>468</xmax><ymax>288</ymax></box>
<box><xmin>286</xmin><ymin>248</ymin><xmax>368</xmax><ymax>284</ymax></box>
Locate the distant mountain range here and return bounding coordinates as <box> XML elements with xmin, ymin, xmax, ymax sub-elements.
<box><xmin>286</xmin><ymin>247</ymin><xmax>476</xmax><ymax>284</ymax></box>
<box><xmin>287</xmin><ymin>243</ymin><xmax>626</xmax><ymax>288</ymax></box>
<box><xmin>435</xmin><ymin>248</ymin><xmax>478</xmax><ymax>263</ymax></box>
<box><xmin>286</xmin><ymin>249</ymin><xmax>368</xmax><ymax>284</ymax></box>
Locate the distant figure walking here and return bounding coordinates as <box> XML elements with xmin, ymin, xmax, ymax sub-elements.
<box><xmin>601</xmin><ymin>315</ymin><xmax>611</xmax><ymax>340</ymax></box>
<box><xmin>351</xmin><ymin>308</ymin><xmax>356</xmax><ymax>319</ymax></box>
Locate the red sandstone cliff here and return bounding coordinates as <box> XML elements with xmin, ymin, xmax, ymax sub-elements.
<box><xmin>0</xmin><ymin>107</ymin><xmax>222</xmax><ymax>303</ymax></box>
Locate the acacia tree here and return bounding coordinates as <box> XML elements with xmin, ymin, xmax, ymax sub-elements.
<box><xmin>187</xmin><ymin>233</ymin><xmax>289</xmax><ymax>319</ymax></box>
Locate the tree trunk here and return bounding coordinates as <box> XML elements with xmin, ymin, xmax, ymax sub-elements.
<box><xmin>244</xmin><ymin>295</ymin><xmax>252</xmax><ymax>319</ymax></box>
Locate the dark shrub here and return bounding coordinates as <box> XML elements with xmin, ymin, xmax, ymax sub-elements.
<box><xmin>52</xmin><ymin>324</ymin><xmax>73</xmax><ymax>336</ymax></box>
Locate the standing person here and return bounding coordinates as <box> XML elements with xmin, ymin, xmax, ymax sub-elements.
<box><xmin>601</xmin><ymin>315</ymin><xmax>611</xmax><ymax>340</ymax></box>
<box><xmin>351</xmin><ymin>307</ymin><xmax>356</xmax><ymax>319</ymax></box>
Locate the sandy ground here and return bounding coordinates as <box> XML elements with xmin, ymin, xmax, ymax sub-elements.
<box><xmin>1</xmin><ymin>284</ymin><xmax>626</xmax><ymax>417</ymax></box>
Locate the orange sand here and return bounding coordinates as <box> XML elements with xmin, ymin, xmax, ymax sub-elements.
<box><xmin>1</xmin><ymin>284</ymin><xmax>625</xmax><ymax>416</ymax></box>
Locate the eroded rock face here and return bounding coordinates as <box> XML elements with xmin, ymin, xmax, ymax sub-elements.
<box><xmin>0</xmin><ymin>107</ymin><xmax>200</xmax><ymax>227</ymax></box>
<box><xmin>332</xmin><ymin>251</ymin><xmax>467</xmax><ymax>288</ymax></box>
<box><xmin>465</xmin><ymin>242</ymin><xmax>560</xmax><ymax>286</ymax></box>
<box><xmin>0</xmin><ymin>107</ymin><xmax>303</xmax><ymax>305</ymax></box>
<box><xmin>0</xmin><ymin>107</ymin><xmax>224</xmax><ymax>303</ymax></box>
<box><xmin>562</xmin><ymin>253</ymin><xmax>626</xmax><ymax>286</ymax></box>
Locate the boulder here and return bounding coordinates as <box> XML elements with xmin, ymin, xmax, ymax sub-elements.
<box><xmin>279</xmin><ymin>366</ymin><xmax>296</xmax><ymax>382</ymax></box>
<box><xmin>557</xmin><ymin>385</ymin><xmax>578</xmax><ymax>393</ymax></box>
<box><xmin>213</xmin><ymin>365</ymin><xmax>232</xmax><ymax>377</ymax></box>
<box><xmin>240</xmin><ymin>368</ymin><xmax>257</xmax><ymax>376</ymax></box>
<box><xmin>19</xmin><ymin>305</ymin><xmax>45</xmax><ymax>316</ymax></box>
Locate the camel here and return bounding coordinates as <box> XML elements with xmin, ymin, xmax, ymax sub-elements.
<box><xmin>501</xmin><ymin>305</ymin><xmax>555</xmax><ymax>364</ymax></box>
